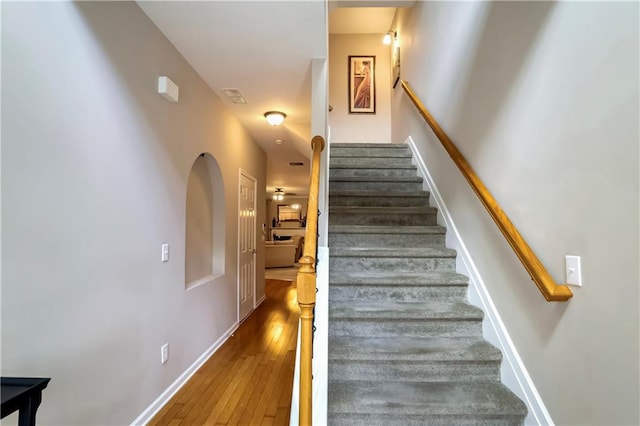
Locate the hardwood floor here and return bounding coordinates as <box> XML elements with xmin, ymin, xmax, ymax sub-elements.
<box><xmin>149</xmin><ymin>279</ymin><xmax>299</xmax><ymax>426</ymax></box>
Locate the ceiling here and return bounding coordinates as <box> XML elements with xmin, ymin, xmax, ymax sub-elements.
<box><xmin>137</xmin><ymin>1</ymin><xmax>402</xmax><ymax>197</ymax></box>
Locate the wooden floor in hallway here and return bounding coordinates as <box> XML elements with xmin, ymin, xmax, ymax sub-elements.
<box><xmin>149</xmin><ymin>279</ymin><xmax>299</xmax><ymax>426</ymax></box>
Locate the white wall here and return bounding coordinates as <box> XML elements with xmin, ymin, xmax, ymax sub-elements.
<box><xmin>329</xmin><ymin>34</ymin><xmax>391</xmax><ymax>143</ymax></box>
<box><xmin>392</xmin><ymin>2</ymin><xmax>639</xmax><ymax>425</ymax></box>
<box><xmin>1</xmin><ymin>2</ymin><xmax>266</xmax><ymax>424</ymax></box>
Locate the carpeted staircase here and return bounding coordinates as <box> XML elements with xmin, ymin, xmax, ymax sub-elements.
<box><xmin>327</xmin><ymin>143</ymin><xmax>527</xmax><ymax>426</ymax></box>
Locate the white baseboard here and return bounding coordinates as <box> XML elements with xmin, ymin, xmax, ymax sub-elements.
<box><xmin>255</xmin><ymin>294</ymin><xmax>266</xmax><ymax>308</ymax></box>
<box><xmin>404</xmin><ymin>136</ymin><xmax>554</xmax><ymax>426</ymax></box>
<box><xmin>130</xmin><ymin>322</ymin><xmax>239</xmax><ymax>425</ymax></box>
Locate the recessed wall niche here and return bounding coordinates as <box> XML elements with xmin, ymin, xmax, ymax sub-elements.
<box><xmin>185</xmin><ymin>153</ymin><xmax>225</xmax><ymax>290</ymax></box>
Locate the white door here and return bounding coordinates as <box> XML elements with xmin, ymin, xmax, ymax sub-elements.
<box><xmin>238</xmin><ymin>170</ymin><xmax>257</xmax><ymax>321</ymax></box>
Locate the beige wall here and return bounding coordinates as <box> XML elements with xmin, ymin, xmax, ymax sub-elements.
<box><xmin>1</xmin><ymin>2</ymin><xmax>266</xmax><ymax>424</ymax></box>
<box><xmin>329</xmin><ymin>34</ymin><xmax>391</xmax><ymax>143</ymax></box>
<box><xmin>391</xmin><ymin>2</ymin><xmax>639</xmax><ymax>424</ymax></box>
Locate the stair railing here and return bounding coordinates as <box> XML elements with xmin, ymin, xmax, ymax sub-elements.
<box><xmin>296</xmin><ymin>135</ymin><xmax>325</xmax><ymax>425</ymax></box>
<box><xmin>401</xmin><ymin>80</ymin><xmax>572</xmax><ymax>302</ymax></box>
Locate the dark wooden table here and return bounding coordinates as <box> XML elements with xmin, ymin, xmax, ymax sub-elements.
<box><xmin>1</xmin><ymin>377</ymin><xmax>51</xmax><ymax>426</ymax></box>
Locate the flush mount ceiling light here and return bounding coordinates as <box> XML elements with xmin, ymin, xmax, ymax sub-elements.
<box><xmin>264</xmin><ymin>111</ymin><xmax>286</xmax><ymax>126</ymax></box>
<box><xmin>383</xmin><ymin>30</ymin><xmax>397</xmax><ymax>45</ymax></box>
<box><xmin>272</xmin><ymin>188</ymin><xmax>285</xmax><ymax>201</ymax></box>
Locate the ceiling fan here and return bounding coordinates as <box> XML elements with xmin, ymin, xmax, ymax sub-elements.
<box><xmin>271</xmin><ymin>188</ymin><xmax>298</xmax><ymax>201</ymax></box>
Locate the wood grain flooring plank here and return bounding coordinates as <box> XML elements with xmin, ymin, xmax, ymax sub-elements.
<box><xmin>149</xmin><ymin>279</ymin><xmax>299</xmax><ymax>426</ymax></box>
<box><xmin>260</xmin><ymin>416</ymin><xmax>275</xmax><ymax>426</ymax></box>
<box><xmin>273</xmin><ymin>407</ymin><xmax>290</xmax><ymax>426</ymax></box>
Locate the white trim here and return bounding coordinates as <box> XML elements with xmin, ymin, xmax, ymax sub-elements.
<box><xmin>404</xmin><ymin>136</ymin><xmax>554</xmax><ymax>426</ymax></box>
<box><xmin>255</xmin><ymin>294</ymin><xmax>266</xmax><ymax>308</ymax></box>
<box><xmin>130</xmin><ymin>322</ymin><xmax>239</xmax><ymax>425</ymax></box>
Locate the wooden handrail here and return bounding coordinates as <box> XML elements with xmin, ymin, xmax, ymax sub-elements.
<box><xmin>401</xmin><ymin>81</ymin><xmax>572</xmax><ymax>302</ymax></box>
<box><xmin>296</xmin><ymin>135</ymin><xmax>325</xmax><ymax>425</ymax></box>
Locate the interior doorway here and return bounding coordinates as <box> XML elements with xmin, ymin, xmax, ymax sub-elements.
<box><xmin>238</xmin><ymin>170</ymin><xmax>257</xmax><ymax>321</ymax></box>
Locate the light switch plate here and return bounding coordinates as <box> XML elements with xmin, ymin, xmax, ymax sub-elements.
<box><xmin>161</xmin><ymin>343</ymin><xmax>169</xmax><ymax>364</ymax></box>
<box><xmin>565</xmin><ymin>255</ymin><xmax>582</xmax><ymax>286</ymax></box>
<box><xmin>161</xmin><ymin>243</ymin><xmax>169</xmax><ymax>262</ymax></box>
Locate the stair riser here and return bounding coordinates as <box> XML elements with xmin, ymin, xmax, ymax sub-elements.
<box><xmin>329</xmin><ymin>233</ymin><xmax>445</xmax><ymax>248</ymax></box>
<box><xmin>330</xmin><ymin>168</ymin><xmax>418</xmax><ymax>178</ymax></box>
<box><xmin>329</xmin><ymin>196</ymin><xmax>429</xmax><ymax>207</ymax></box>
<box><xmin>328</xmin><ymin>361</ymin><xmax>500</xmax><ymax>382</ymax></box>
<box><xmin>329</xmin><ymin>285</ymin><xmax>467</xmax><ymax>302</ymax></box>
<box><xmin>329</xmin><ymin>213</ymin><xmax>437</xmax><ymax>226</ymax></box>
<box><xmin>330</xmin><ymin>158</ymin><xmax>414</xmax><ymax>168</ymax></box>
<box><xmin>330</xmin><ymin>181</ymin><xmax>423</xmax><ymax>191</ymax></box>
<box><xmin>329</xmin><ymin>319</ymin><xmax>482</xmax><ymax>338</ymax></box>
<box><xmin>331</xmin><ymin>147</ymin><xmax>411</xmax><ymax>157</ymax></box>
<box><xmin>327</xmin><ymin>414</ymin><xmax>525</xmax><ymax>426</ymax></box>
<box><xmin>330</xmin><ymin>257</ymin><xmax>456</xmax><ymax>273</ymax></box>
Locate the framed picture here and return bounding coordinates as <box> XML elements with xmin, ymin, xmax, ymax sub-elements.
<box><xmin>392</xmin><ymin>46</ymin><xmax>401</xmax><ymax>88</ymax></box>
<box><xmin>348</xmin><ymin>55</ymin><xmax>376</xmax><ymax>114</ymax></box>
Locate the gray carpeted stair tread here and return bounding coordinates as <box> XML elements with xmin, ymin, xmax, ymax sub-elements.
<box><xmin>329</xmin><ymin>271</ymin><xmax>468</xmax><ymax>286</ymax></box>
<box><xmin>330</xmin><ymin>163</ymin><xmax>417</xmax><ymax>169</ymax></box>
<box><xmin>329</xmin><ymin>300</ymin><xmax>484</xmax><ymax>320</ymax></box>
<box><xmin>330</xmin><ymin>246</ymin><xmax>456</xmax><ymax>258</ymax></box>
<box><xmin>329</xmin><ymin>191</ymin><xmax>431</xmax><ymax>208</ymax></box>
<box><xmin>331</xmin><ymin>143</ymin><xmax>407</xmax><ymax>148</ymax></box>
<box><xmin>332</xmin><ymin>152</ymin><xmax>413</xmax><ymax>158</ymax></box>
<box><xmin>329</xmin><ymin>206</ymin><xmax>437</xmax><ymax>214</ymax></box>
<box><xmin>329</xmin><ymin>211</ymin><xmax>437</xmax><ymax>227</ymax></box>
<box><xmin>329</xmin><ymin>225</ymin><xmax>445</xmax><ymax>235</ymax></box>
<box><xmin>330</xmin><ymin>169</ymin><xmax>419</xmax><ymax>179</ymax></box>
<box><xmin>329</xmin><ymin>176</ymin><xmax>423</xmax><ymax>183</ymax></box>
<box><xmin>328</xmin><ymin>381</ymin><xmax>528</xmax><ymax>416</ymax></box>
<box><xmin>329</xmin><ymin>336</ymin><xmax>501</xmax><ymax>362</ymax></box>
<box><xmin>329</xmin><ymin>190</ymin><xmax>428</xmax><ymax>197</ymax></box>
<box><xmin>330</xmin><ymin>158</ymin><xmax>415</xmax><ymax>168</ymax></box>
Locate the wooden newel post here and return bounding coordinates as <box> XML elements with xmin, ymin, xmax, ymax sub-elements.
<box><xmin>297</xmin><ymin>135</ymin><xmax>324</xmax><ymax>426</ymax></box>
<box><xmin>297</xmin><ymin>255</ymin><xmax>316</xmax><ymax>426</ymax></box>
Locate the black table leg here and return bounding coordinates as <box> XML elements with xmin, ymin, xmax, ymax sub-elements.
<box><xmin>17</xmin><ymin>391</ymin><xmax>42</xmax><ymax>426</ymax></box>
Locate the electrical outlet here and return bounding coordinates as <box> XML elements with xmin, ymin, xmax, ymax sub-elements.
<box><xmin>161</xmin><ymin>343</ymin><xmax>169</xmax><ymax>364</ymax></box>
<box><xmin>565</xmin><ymin>255</ymin><xmax>582</xmax><ymax>287</ymax></box>
<box><xmin>161</xmin><ymin>243</ymin><xmax>169</xmax><ymax>262</ymax></box>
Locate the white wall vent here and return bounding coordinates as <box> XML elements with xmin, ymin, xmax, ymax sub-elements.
<box><xmin>221</xmin><ymin>88</ymin><xmax>247</xmax><ymax>104</ymax></box>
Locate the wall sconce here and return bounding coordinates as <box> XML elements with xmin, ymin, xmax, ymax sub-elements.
<box><xmin>264</xmin><ymin>111</ymin><xmax>287</xmax><ymax>126</ymax></box>
<box><xmin>272</xmin><ymin>188</ymin><xmax>285</xmax><ymax>201</ymax></box>
<box><xmin>383</xmin><ymin>30</ymin><xmax>397</xmax><ymax>45</ymax></box>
